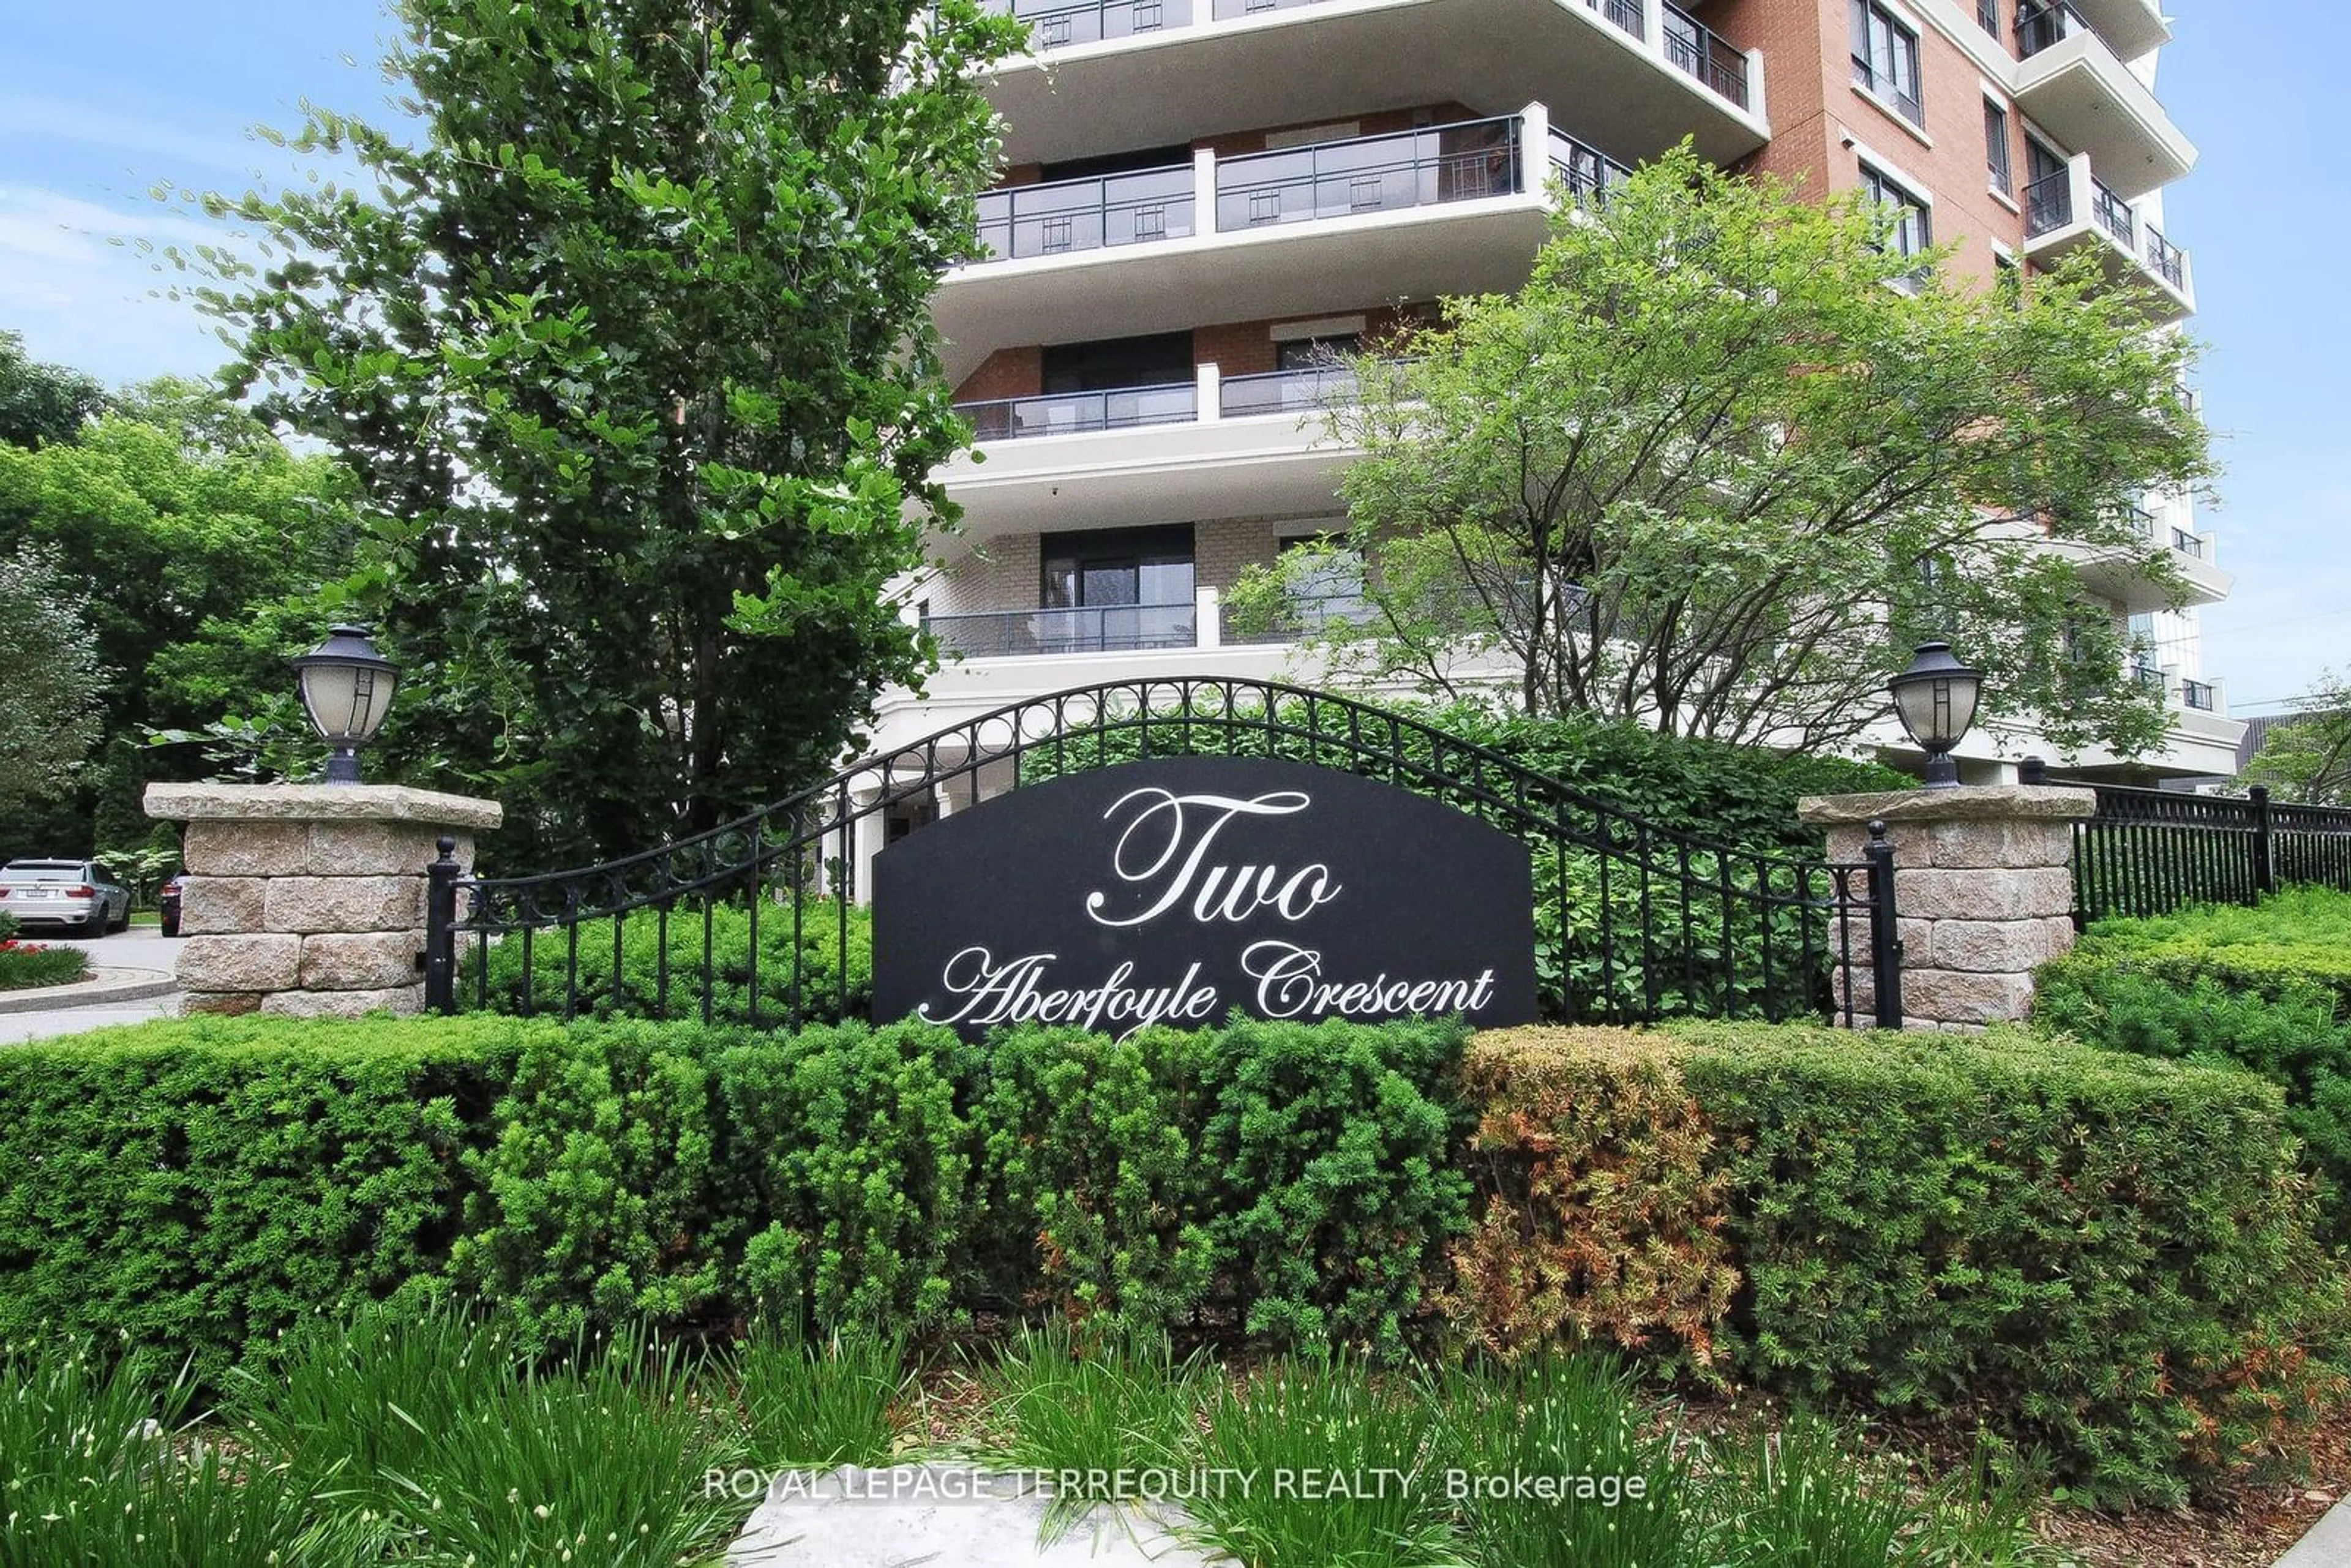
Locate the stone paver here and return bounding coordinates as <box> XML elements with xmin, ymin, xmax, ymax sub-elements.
<box><xmin>727</xmin><ymin>1463</ymin><xmax>1233</xmax><ymax>1567</ymax></box>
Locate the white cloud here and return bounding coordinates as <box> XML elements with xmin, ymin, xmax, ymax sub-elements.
<box><xmin>0</xmin><ymin>186</ymin><xmax>252</xmax><ymax>386</ymax></box>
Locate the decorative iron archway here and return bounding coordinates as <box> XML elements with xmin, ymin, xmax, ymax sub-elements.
<box><xmin>424</xmin><ymin>677</ymin><xmax>1900</xmax><ymax>1029</ymax></box>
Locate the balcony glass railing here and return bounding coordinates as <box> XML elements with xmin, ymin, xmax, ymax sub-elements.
<box><xmin>2130</xmin><ymin>662</ymin><xmax>2166</xmax><ymax>695</ymax></box>
<box><xmin>1215</xmin><ymin>114</ymin><xmax>1523</xmax><ymax>231</ymax></box>
<box><xmin>957</xmin><ymin>383</ymin><xmax>1198</xmax><ymax>441</ymax></box>
<box><xmin>2016</xmin><ymin>0</ymin><xmax>2095</xmax><ymax>58</ymax></box>
<box><xmin>1220</xmin><ymin>364</ymin><xmax>1358</xmax><ymax>418</ymax></box>
<box><xmin>1663</xmin><ymin>2</ymin><xmax>1750</xmax><ymax>107</ymax></box>
<box><xmin>2023</xmin><ymin>170</ymin><xmax>2072</xmax><ymax>238</ymax></box>
<box><xmin>2172</xmin><ymin>526</ymin><xmax>2205</xmax><ymax>559</ymax></box>
<box><xmin>1223</xmin><ymin>593</ymin><xmax>1372</xmax><ymax>645</ymax></box>
<box><xmin>2181</xmin><ymin>678</ymin><xmax>2217</xmax><ymax>711</ymax></box>
<box><xmin>975</xmin><ymin>164</ymin><xmax>1195</xmax><ymax>261</ymax></box>
<box><xmin>2144</xmin><ymin>225</ymin><xmax>2187</xmax><ymax>289</ymax></box>
<box><xmin>924</xmin><ymin>602</ymin><xmax>1198</xmax><ymax>658</ymax></box>
<box><xmin>1548</xmin><ymin>127</ymin><xmax>1635</xmax><ymax>199</ymax></box>
<box><xmin>989</xmin><ymin>0</ymin><xmax>1193</xmax><ymax>45</ymax></box>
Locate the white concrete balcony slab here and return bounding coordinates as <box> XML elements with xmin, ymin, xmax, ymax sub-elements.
<box><xmin>2020</xmin><ymin>152</ymin><xmax>2193</xmax><ymax>322</ymax></box>
<box><xmin>943</xmin><ymin>364</ymin><xmax>1358</xmax><ymax>536</ymax></box>
<box><xmin>2061</xmin><ymin>0</ymin><xmax>2169</xmax><ymax>60</ymax></box>
<box><xmin>940</xmin><ymin>107</ymin><xmax>1602</xmax><ymax>383</ymax></box>
<box><xmin>2014</xmin><ymin>10</ymin><xmax>2195</xmax><ymax>199</ymax></box>
<box><xmin>975</xmin><ymin>0</ymin><xmax>1764</xmax><ymax>171</ymax></box>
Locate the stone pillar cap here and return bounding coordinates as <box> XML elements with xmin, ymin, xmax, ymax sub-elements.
<box><xmin>1798</xmin><ymin>785</ymin><xmax>2097</xmax><ymax>827</ymax></box>
<box><xmin>144</xmin><ymin>782</ymin><xmax>503</xmax><ymax>830</ymax></box>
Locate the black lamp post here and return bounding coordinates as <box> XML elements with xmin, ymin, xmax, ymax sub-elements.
<box><xmin>292</xmin><ymin>625</ymin><xmax>399</xmax><ymax>784</ymax></box>
<box><xmin>1889</xmin><ymin>641</ymin><xmax>1983</xmax><ymax>790</ymax></box>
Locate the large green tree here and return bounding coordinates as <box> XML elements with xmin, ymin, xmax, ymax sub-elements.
<box><xmin>0</xmin><ymin>380</ymin><xmax>358</xmax><ymax>854</ymax></box>
<box><xmin>1233</xmin><ymin>147</ymin><xmax>2212</xmax><ymax>758</ymax></box>
<box><xmin>2241</xmin><ymin>673</ymin><xmax>2351</xmax><ymax>806</ymax></box>
<box><xmin>0</xmin><ymin>332</ymin><xmax>106</xmax><ymax>451</ymax></box>
<box><xmin>0</xmin><ymin>546</ymin><xmax>105</xmax><ymax>820</ymax></box>
<box><xmin>192</xmin><ymin>0</ymin><xmax>1018</xmax><ymax>865</ymax></box>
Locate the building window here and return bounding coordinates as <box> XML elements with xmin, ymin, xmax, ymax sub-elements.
<box><xmin>1984</xmin><ymin>99</ymin><xmax>2013</xmax><ymax>197</ymax></box>
<box><xmin>1861</xmin><ymin>162</ymin><xmax>1932</xmax><ymax>264</ymax></box>
<box><xmin>1039</xmin><ymin>525</ymin><xmax>1197</xmax><ymax>651</ymax></box>
<box><xmin>1977</xmin><ymin>0</ymin><xmax>1999</xmax><ymax>39</ymax></box>
<box><xmin>1276</xmin><ymin>334</ymin><xmax>1361</xmax><ymax>370</ymax></box>
<box><xmin>1850</xmin><ymin>1</ymin><xmax>1924</xmax><ymax>126</ymax></box>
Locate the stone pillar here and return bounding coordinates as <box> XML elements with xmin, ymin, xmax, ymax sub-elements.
<box><xmin>1796</xmin><ymin>785</ymin><xmax>2095</xmax><ymax>1031</ymax></box>
<box><xmin>144</xmin><ymin>783</ymin><xmax>503</xmax><ymax>1018</ymax></box>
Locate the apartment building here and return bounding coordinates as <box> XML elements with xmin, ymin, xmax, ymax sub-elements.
<box><xmin>863</xmin><ymin>0</ymin><xmax>2241</xmax><ymax>801</ymax></box>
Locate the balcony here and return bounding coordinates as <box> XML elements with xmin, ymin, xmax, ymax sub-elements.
<box><xmin>942</xmin><ymin>361</ymin><xmax>1361</xmax><ymax>535</ymax></box>
<box><xmin>2020</xmin><ymin>151</ymin><xmax>2193</xmax><ymax>320</ymax></box>
<box><xmin>924</xmin><ymin>600</ymin><xmax>1200</xmax><ymax>658</ymax></box>
<box><xmin>2012</xmin><ymin>3</ymin><xmax>2195</xmax><ymax>199</ymax></box>
<box><xmin>939</xmin><ymin>110</ymin><xmax>1561</xmax><ymax>381</ymax></box>
<box><xmin>2049</xmin><ymin>0</ymin><xmax>2170</xmax><ymax>60</ymax></box>
<box><xmin>971</xmin><ymin>0</ymin><xmax>1765</xmax><ymax>174</ymax></box>
<box><xmin>958</xmin><ymin>383</ymin><xmax>1198</xmax><ymax>441</ymax></box>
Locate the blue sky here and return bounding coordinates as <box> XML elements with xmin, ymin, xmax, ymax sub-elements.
<box><xmin>1</xmin><ymin>2</ymin><xmax>2342</xmax><ymax>711</ymax></box>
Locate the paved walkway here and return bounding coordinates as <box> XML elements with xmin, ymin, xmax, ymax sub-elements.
<box><xmin>2278</xmin><ymin>1502</ymin><xmax>2351</xmax><ymax>1567</ymax></box>
<box><xmin>728</xmin><ymin>1464</ymin><xmax>1232</xmax><ymax>1567</ymax></box>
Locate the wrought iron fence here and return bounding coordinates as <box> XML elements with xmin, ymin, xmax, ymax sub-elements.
<box><xmin>427</xmin><ymin>679</ymin><xmax>1900</xmax><ymax>1031</ymax></box>
<box><xmin>2061</xmin><ymin>776</ymin><xmax>2351</xmax><ymax>924</ymax></box>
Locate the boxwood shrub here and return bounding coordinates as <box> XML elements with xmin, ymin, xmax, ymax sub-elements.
<box><xmin>1449</xmin><ymin>1022</ymin><xmax>2350</xmax><ymax>1506</ymax></box>
<box><xmin>2033</xmin><ymin>887</ymin><xmax>2351</xmax><ymax>1239</ymax></box>
<box><xmin>1</xmin><ymin>1010</ymin><xmax>2340</xmax><ymax>1503</ymax></box>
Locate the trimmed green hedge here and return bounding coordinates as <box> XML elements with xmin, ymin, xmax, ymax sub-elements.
<box><xmin>0</xmin><ymin>1013</ymin><xmax>1466</xmax><ymax>1381</ymax></box>
<box><xmin>1451</xmin><ymin>1022</ymin><xmax>2349</xmax><ymax>1504</ymax></box>
<box><xmin>2033</xmin><ymin>887</ymin><xmax>2351</xmax><ymax>1240</ymax></box>
<box><xmin>0</xmin><ymin>1011</ymin><xmax>2340</xmax><ymax>1503</ymax></box>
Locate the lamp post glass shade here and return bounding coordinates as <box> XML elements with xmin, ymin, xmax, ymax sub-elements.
<box><xmin>1889</xmin><ymin>641</ymin><xmax>1982</xmax><ymax>788</ymax></box>
<box><xmin>293</xmin><ymin>626</ymin><xmax>399</xmax><ymax>784</ymax></box>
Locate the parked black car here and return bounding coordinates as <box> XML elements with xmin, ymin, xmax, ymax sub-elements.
<box><xmin>158</xmin><ymin>873</ymin><xmax>187</xmax><ymax>938</ymax></box>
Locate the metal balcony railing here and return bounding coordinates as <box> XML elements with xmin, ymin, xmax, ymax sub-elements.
<box><xmin>1663</xmin><ymin>2</ymin><xmax>1750</xmax><ymax>107</ymax></box>
<box><xmin>1582</xmin><ymin>0</ymin><xmax>1644</xmax><ymax>39</ymax></box>
<box><xmin>975</xmin><ymin>164</ymin><xmax>1195</xmax><ymax>261</ymax></box>
<box><xmin>1548</xmin><ymin>127</ymin><xmax>1635</xmax><ymax>200</ymax></box>
<box><xmin>2091</xmin><ymin>176</ymin><xmax>2136</xmax><ymax>247</ymax></box>
<box><xmin>2172</xmin><ymin>526</ymin><xmax>2205</xmax><ymax>559</ymax></box>
<box><xmin>2144</xmin><ymin>225</ymin><xmax>2188</xmax><ymax>289</ymax></box>
<box><xmin>1220</xmin><ymin>364</ymin><xmax>1358</xmax><ymax>418</ymax></box>
<box><xmin>2131</xmin><ymin>662</ymin><xmax>2167</xmax><ymax>695</ymax></box>
<box><xmin>956</xmin><ymin>383</ymin><xmax>1199</xmax><ymax>441</ymax></box>
<box><xmin>2181</xmin><ymin>678</ymin><xmax>2217</xmax><ymax>712</ymax></box>
<box><xmin>2121</xmin><ymin>502</ymin><xmax>2158</xmax><ymax>536</ymax></box>
<box><xmin>1215</xmin><ymin>114</ymin><xmax>1523</xmax><ymax>231</ymax></box>
<box><xmin>2023</xmin><ymin>170</ymin><xmax>2072</xmax><ymax>238</ymax></box>
<box><xmin>924</xmin><ymin>602</ymin><xmax>1198</xmax><ymax>658</ymax></box>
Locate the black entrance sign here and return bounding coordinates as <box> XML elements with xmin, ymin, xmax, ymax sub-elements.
<box><xmin>872</xmin><ymin>756</ymin><xmax>1539</xmax><ymax>1040</ymax></box>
